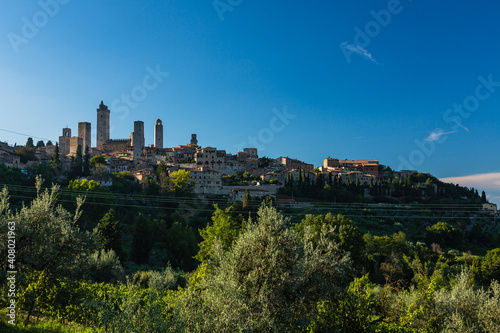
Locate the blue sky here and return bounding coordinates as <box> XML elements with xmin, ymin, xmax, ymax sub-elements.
<box><xmin>1</xmin><ymin>1</ymin><xmax>499</xmax><ymax>204</ymax></box>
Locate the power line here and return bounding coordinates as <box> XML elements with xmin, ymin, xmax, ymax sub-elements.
<box><xmin>1</xmin><ymin>183</ymin><xmax>494</xmax><ymax>220</ymax></box>
<box><xmin>0</xmin><ymin>128</ymin><xmax>52</xmax><ymax>142</ymax></box>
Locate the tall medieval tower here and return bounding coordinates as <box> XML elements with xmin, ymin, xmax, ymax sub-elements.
<box><xmin>191</xmin><ymin>134</ymin><xmax>198</xmax><ymax>146</ymax></box>
<box><xmin>154</xmin><ymin>119</ymin><xmax>163</xmax><ymax>149</ymax></box>
<box><xmin>96</xmin><ymin>101</ymin><xmax>110</xmax><ymax>150</ymax></box>
<box><xmin>133</xmin><ymin>121</ymin><xmax>145</xmax><ymax>160</ymax></box>
<box><xmin>78</xmin><ymin>122</ymin><xmax>91</xmax><ymax>153</ymax></box>
<box><xmin>58</xmin><ymin>128</ymin><xmax>71</xmax><ymax>155</ymax></box>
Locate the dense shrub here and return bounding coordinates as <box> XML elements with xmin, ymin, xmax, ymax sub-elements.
<box><xmin>426</xmin><ymin>222</ymin><xmax>462</xmax><ymax>248</ymax></box>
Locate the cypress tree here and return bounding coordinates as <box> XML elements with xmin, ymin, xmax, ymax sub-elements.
<box><xmin>83</xmin><ymin>146</ymin><xmax>91</xmax><ymax>176</ymax></box>
<box><xmin>132</xmin><ymin>214</ymin><xmax>151</xmax><ymax>265</ymax></box>
<box><xmin>481</xmin><ymin>191</ymin><xmax>487</xmax><ymax>203</ymax></box>
<box><xmin>52</xmin><ymin>142</ymin><xmax>61</xmax><ymax>167</ymax></box>
<box><xmin>26</xmin><ymin>137</ymin><xmax>34</xmax><ymax>149</ymax></box>
<box><xmin>95</xmin><ymin>209</ymin><xmax>125</xmax><ymax>262</ymax></box>
<box><xmin>70</xmin><ymin>144</ymin><xmax>83</xmax><ymax>178</ymax></box>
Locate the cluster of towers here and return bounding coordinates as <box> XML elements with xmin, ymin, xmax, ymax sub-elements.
<box><xmin>59</xmin><ymin>101</ymin><xmax>166</xmax><ymax>161</ymax></box>
<box><xmin>58</xmin><ymin>122</ymin><xmax>91</xmax><ymax>156</ymax></box>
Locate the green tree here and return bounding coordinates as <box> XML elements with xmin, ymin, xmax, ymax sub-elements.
<box><xmin>295</xmin><ymin>213</ymin><xmax>365</xmax><ymax>267</ymax></box>
<box><xmin>52</xmin><ymin>142</ymin><xmax>61</xmax><ymax>167</ymax></box>
<box><xmin>46</xmin><ymin>140</ymin><xmax>53</xmax><ymax>146</ymax></box>
<box><xmin>36</xmin><ymin>140</ymin><xmax>45</xmax><ymax>148</ymax></box>
<box><xmin>173</xmin><ymin>205</ymin><xmax>355</xmax><ymax>331</ymax></box>
<box><xmin>481</xmin><ymin>248</ymin><xmax>500</xmax><ymax>283</ymax></box>
<box><xmin>69</xmin><ymin>144</ymin><xmax>83</xmax><ymax>178</ymax></box>
<box><xmin>26</xmin><ymin>137</ymin><xmax>34</xmax><ymax>149</ymax></box>
<box><xmin>141</xmin><ymin>176</ymin><xmax>160</xmax><ymax>195</ymax></box>
<box><xmin>90</xmin><ymin>155</ymin><xmax>106</xmax><ymax>167</ymax></box>
<box><xmin>26</xmin><ymin>162</ymin><xmax>58</xmax><ymax>188</ymax></box>
<box><xmin>87</xmin><ymin>249</ymin><xmax>125</xmax><ymax>283</ymax></box>
<box><xmin>94</xmin><ymin>208</ymin><xmax>125</xmax><ymax>262</ymax></box>
<box><xmin>156</xmin><ymin>161</ymin><xmax>169</xmax><ymax>192</ymax></box>
<box><xmin>195</xmin><ymin>205</ymin><xmax>240</xmax><ymax>263</ymax></box>
<box><xmin>169</xmin><ymin>169</ymin><xmax>195</xmax><ymax>195</ymax></box>
<box><xmin>132</xmin><ymin>214</ymin><xmax>152</xmax><ymax>265</ymax></box>
<box><xmin>164</xmin><ymin>221</ymin><xmax>199</xmax><ymax>271</ymax></box>
<box><xmin>269</xmin><ymin>178</ymin><xmax>278</xmax><ymax>185</ymax></box>
<box><xmin>15</xmin><ymin>146</ymin><xmax>36</xmax><ymax>163</ymax></box>
<box><xmin>259</xmin><ymin>156</ymin><xmax>270</xmax><ymax>168</ymax></box>
<box><xmin>0</xmin><ymin>177</ymin><xmax>94</xmax><ymax>324</ymax></box>
<box><xmin>307</xmin><ymin>275</ymin><xmax>385</xmax><ymax>332</ymax></box>
<box><xmin>68</xmin><ymin>179</ymin><xmax>102</xmax><ymax>191</ymax></box>
<box><xmin>90</xmin><ymin>155</ymin><xmax>107</xmax><ymax>177</ymax></box>
<box><xmin>426</xmin><ymin>222</ymin><xmax>462</xmax><ymax>248</ymax></box>
<box><xmin>82</xmin><ymin>146</ymin><xmax>91</xmax><ymax>176</ymax></box>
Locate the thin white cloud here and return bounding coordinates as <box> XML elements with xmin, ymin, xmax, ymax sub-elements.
<box><xmin>441</xmin><ymin>173</ymin><xmax>500</xmax><ymax>206</ymax></box>
<box><xmin>340</xmin><ymin>42</ymin><xmax>379</xmax><ymax>64</ymax></box>
<box><xmin>453</xmin><ymin>119</ymin><xmax>470</xmax><ymax>132</ymax></box>
<box><xmin>440</xmin><ymin>173</ymin><xmax>500</xmax><ymax>190</ymax></box>
<box><xmin>425</xmin><ymin>130</ymin><xmax>458</xmax><ymax>142</ymax></box>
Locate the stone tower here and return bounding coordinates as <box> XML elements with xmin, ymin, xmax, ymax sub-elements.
<box><xmin>96</xmin><ymin>101</ymin><xmax>110</xmax><ymax>150</ymax></box>
<box><xmin>78</xmin><ymin>122</ymin><xmax>91</xmax><ymax>153</ymax></box>
<box><xmin>58</xmin><ymin>128</ymin><xmax>71</xmax><ymax>154</ymax></box>
<box><xmin>133</xmin><ymin>121</ymin><xmax>145</xmax><ymax>160</ymax></box>
<box><xmin>69</xmin><ymin>136</ymin><xmax>83</xmax><ymax>155</ymax></box>
<box><xmin>154</xmin><ymin>119</ymin><xmax>163</xmax><ymax>149</ymax></box>
<box><xmin>191</xmin><ymin>134</ymin><xmax>198</xmax><ymax>146</ymax></box>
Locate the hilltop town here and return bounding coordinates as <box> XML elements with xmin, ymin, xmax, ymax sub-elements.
<box><xmin>0</xmin><ymin>101</ymin><xmax>497</xmax><ymax>212</ymax></box>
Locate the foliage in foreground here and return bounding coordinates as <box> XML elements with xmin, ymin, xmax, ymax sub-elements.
<box><xmin>1</xmin><ymin>180</ymin><xmax>499</xmax><ymax>332</ymax></box>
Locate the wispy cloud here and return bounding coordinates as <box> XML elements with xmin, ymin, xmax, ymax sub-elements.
<box><xmin>440</xmin><ymin>173</ymin><xmax>500</xmax><ymax>190</ymax></box>
<box><xmin>425</xmin><ymin>129</ymin><xmax>458</xmax><ymax>142</ymax></box>
<box><xmin>340</xmin><ymin>42</ymin><xmax>379</xmax><ymax>64</ymax></box>
<box><xmin>453</xmin><ymin>119</ymin><xmax>470</xmax><ymax>132</ymax></box>
<box><xmin>441</xmin><ymin>172</ymin><xmax>500</xmax><ymax>206</ymax></box>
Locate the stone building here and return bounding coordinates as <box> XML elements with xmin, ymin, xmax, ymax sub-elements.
<box><xmin>102</xmin><ymin>139</ymin><xmax>130</xmax><ymax>153</ymax></box>
<box><xmin>69</xmin><ymin>136</ymin><xmax>83</xmax><ymax>155</ymax></box>
<box><xmin>96</xmin><ymin>101</ymin><xmax>110</xmax><ymax>150</ymax></box>
<box><xmin>190</xmin><ymin>134</ymin><xmax>198</xmax><ymax>146</ymax></box>
<box><xmin>243</xmin><ymin>148</ymin><xmax>258</xmax><ymax>159</ymax></box>
<box><xmin>275</xmin><ymin>157</ymin><xmax>314</xmax><ymax>172</ymax></box>
<box><xmin>133</xmin><ymin>121</ymin><xmax>145</xmax><ymax>160</ymax></box>
<box><xmin>59</xmin><ymin>128</ymin><xmax>71</xmax><ymax>155</ymax></box>
<box><xmin>154</xmin><ymin>119</ymin><xmax>163</xmax><ymax>149</ymax></box>
<box><xmin>78</xmin><ymin>122</ymin><xmax>91</xmax><ymax>153</ymax></box>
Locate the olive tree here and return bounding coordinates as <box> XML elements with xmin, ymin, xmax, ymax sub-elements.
<box><xmin>172</xmin><ymin>204</ymin><xmax>355</xmax><ymax>332</ymax></box>
<box><xmin>0</xmin><ymin>177</ymin><xmax>95</xmax><ymax>323</ymax></box>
